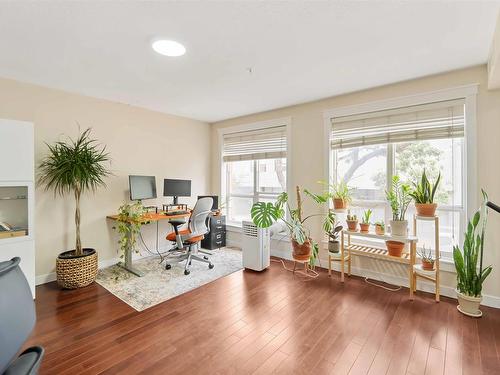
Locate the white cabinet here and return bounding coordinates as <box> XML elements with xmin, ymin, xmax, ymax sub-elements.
<box><xmin>0</xmin><ymin>120</ymin><xmax>35</xmax><ymax>297</ymax></box>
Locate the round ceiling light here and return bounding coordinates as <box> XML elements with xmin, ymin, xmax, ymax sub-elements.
<box><xmin>152</xmin><ymin>40</ymin><xmax>186</xmax><ymax>57</ymax></box>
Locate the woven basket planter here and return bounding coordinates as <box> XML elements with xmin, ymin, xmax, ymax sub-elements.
<box><xmin>56</xmin><ymin>248</ymin><xmax>98</xmax><ymax>289</ymax></box>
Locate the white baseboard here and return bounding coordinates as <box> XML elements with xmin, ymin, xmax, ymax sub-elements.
<box><xmin>269</xmin><ymin>247</ymin><xmax>500</xmax><ymax>309</ymax></box>
<box><xmin>35</xmin><ymin>257</ymin><xmax>119</xmax><ymax>286</ymax></box>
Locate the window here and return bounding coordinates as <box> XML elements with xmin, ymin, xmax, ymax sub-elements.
<box><xmin>222</xmin><ymin>125</ymin><xmax>287</xmax><ymax>226</ymax></box>
<box><xmin>330</xmin><ymin>99</ymin><xmax>466</xmax><ymax>259</ymax></box>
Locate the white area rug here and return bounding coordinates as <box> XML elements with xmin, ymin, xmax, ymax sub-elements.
<box><xmin>96</xmin><ymin>247</ymin><xmax>243</xmax><ymax>311</ymax></box>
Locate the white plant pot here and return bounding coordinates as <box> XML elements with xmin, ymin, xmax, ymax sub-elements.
<box><xmin>456</xmin><ymin>290</ymin><xmax>482</xmax><ymax>317</ymax></box>
<box><xmin>390</xmin><ymin>220</ymin><xmax>408</xmax><ymax>237</ymax></box>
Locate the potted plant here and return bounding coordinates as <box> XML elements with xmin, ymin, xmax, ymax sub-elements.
<box><xmin>251</xmin><ymin>186</ymin><xmax>334</xmax><ymax>267</ymax></box>
<box><xmin>327</xmin><ymin>219</ymin><xmax>343</xmax><ymax>254</ymax></box>
<box><xmin>385</xmin><ymin>240</ymin><xmax>405</xmax><ymax>257</ymax></box>
<box><xmin>410</xmin><ymin>170</ymin><xmax>441</xmax><ymax>217</ymax></box>
<box><xmin>346</xmin><ymin>211</ymin><xmax>358</xmax><ymax>231</ymax></box>
<box><xmin>113</xmin><ymin>202</ymin><xmax>145</xmax><ymax>259</ymax></box>
<box><xmin>374</xmin><ymin>220</ymin><xmax>385</xmax><ymax>235</ymax></box>
<box><xmin>330</xmin><ymin>180</ymin><xmax>352</xmax><ymax>210</ymax></box>
<box><xmin>418</xmin><ymin>246</ymin><xmax>435</xmax><ymax>270</ymax></box>
<box><xmin>386</xmin><ymin>175</ymin><xmax>412</xmax><ymax>237</ymax></box>
<box><xmin>453</xmin><ymin>191</ymin><xmax>493</xmax><ymax>317</ymax></box>
<box><xmin>38</xmin><ymin>128</ymin><xmax>111</xmax><ymax>289</ymax></box>
<box><xmin>360</xmin><ymin>209</ymin><xmax>372</xmax><ymax>232</ymax></box>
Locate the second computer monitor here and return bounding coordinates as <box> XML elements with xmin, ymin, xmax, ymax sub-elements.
<box><xmin>163</xmin><ymin>179</ymin><xmax>191</xmax><ymax>204</ymax></box>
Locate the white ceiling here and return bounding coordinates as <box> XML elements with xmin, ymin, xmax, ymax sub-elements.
<box><xmin>0</xmin><ymin>1</ymin><xmax>498</xmax><ymax>122</ymax></box>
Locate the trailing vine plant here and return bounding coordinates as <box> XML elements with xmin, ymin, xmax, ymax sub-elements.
<box><xmin>113</xmin><ymin>202</ymin><xmax>145</xmax><ymax>260</ymax></box>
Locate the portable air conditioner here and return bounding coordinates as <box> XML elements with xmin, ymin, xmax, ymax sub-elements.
<box><xmin>242</xmin><ymin>221</ymin><xmax>271</xmax><ymax>271</ymax></box>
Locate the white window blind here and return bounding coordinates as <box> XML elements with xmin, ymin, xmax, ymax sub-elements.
<box><xmin>331</xmin><ymin>99</ymin><xmax>465</xmax><ymax>149</ymax></box>
<box><xmin>223</xmin><ymin>126</ymin><xmax>287</xmax><ymax>162</ymax></box>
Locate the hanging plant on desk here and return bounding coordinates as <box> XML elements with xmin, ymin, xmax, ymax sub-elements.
<box><xmin>113</xmin><ymin>202</ymin><xmax>146</xmax><ymax>259</ymax></box>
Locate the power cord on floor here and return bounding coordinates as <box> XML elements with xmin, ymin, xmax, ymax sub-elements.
<box><xmin>364</xmin><ymin>276</ymin><xmax>402</xmax><ymax>292</ymax></box>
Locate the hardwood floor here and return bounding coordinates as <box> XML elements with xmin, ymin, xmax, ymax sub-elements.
<box><xmin>27</xmin><ymin>260</ymin><xmax>500</xmax><ymax>374</ymax></box>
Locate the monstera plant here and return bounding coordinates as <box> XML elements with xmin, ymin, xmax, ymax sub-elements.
<box><xmin>251</xmin><ymin>185</ymin><xmax>335</xmax><ymax>267</ymax></box>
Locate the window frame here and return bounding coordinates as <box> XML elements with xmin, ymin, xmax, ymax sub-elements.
<box><xmin>218</xmin><ymin>117</ymin><xmax>292</xmax><ymax>228</ymax></box>
<box><xmin>323</xmin><ymin>85</ymin><xmax>478</xmax><ymax>264</ymax></box>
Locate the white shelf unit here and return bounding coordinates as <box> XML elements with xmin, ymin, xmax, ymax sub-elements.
<box><xmin>0</xmin><ymin>119</ymin><xmax>35</xmax><ymax>297</ymax></box>
<box><xmin>412</xmin><ymin>215</ymin><xmax>440</xmax><ymax>302</ymax></box>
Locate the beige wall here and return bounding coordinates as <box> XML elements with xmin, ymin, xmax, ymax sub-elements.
<box><xmin>212</xmin><ymin>65</ymin><xmax>500</xmax><ymax>303</ymax></box>
<box><xmin>0</xmin><ymin>77</ymin><xmax>211</xmax><ymax>279</ymax></box>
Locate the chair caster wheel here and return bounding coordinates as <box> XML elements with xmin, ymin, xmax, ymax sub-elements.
<box><xmin>203</xmin><ymin>256</ymin><xmax>208</xmax><ymax>260</ymax></box>
<box><xmin>165</xmin><ymin>264</ymin><xmax>172</xmax><ymax>270</ymax></box>
<box><xmin>189</xmin><ymin>261</ymin><xmax>192</xmax><ymax>265</ymax></box>
<box><xmin>184</xmin><ymin>269</ymin><xmax>190</xmax><ymax>275</ymax></box>
<box><xmin>208</xmin><ymin>263</ymin><xmax>214</xmax><ymax>269</ymax></box>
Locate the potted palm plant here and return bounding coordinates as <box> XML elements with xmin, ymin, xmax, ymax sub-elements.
<box><xmin>386</xmin><ymin>175</ymin><xmax>411</xmax><ymax>237</ymax></box>
<box><xmin>410</xmin><ymin>170</ymin><xmax>441</xmax><ymax>217</ymax></box>
<box><xmin>251</xmin><ymin>186</ymin><xmax>334</xmax><ymax>267</ymax></box>
<box><xmin>38</xmin><ymin>128</ymin><xmax>111</xmax><ymax>289</ymax></box>
<box><xmin>453</xmin><ymin>191</ymin><xmax>493</xmax><ymax>317</ymax></box>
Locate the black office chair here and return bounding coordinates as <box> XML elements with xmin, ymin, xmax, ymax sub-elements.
<box><xmin>0</xmin><ymin>257</ymin><xmax>44</xmax><ymax>375</ymax></box>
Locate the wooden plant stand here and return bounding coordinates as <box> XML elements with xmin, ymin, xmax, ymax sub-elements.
<box><xmin>340</xmin><ymin>229</ymin><xmax>418</xmax><ymax>300</ymax></box>
<box><xmin>327</xmin><ymin>231</ymin><xmax>350</xmax><ymax>283</ymax></box>
<box><xmin>292</xmin><ymin>259</ymin><xmax>319</xmax><ymax>279</ymax></box>
<box><xmin>412</xmin><ymin>215</ymin><xmax>440</xmax><ymax>302</ymax></box>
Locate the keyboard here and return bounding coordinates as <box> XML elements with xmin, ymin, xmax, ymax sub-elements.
<box><xmin>164</xmin><ymin>210</ymin><xmax>189</xmax><ymax>216</ymax></box>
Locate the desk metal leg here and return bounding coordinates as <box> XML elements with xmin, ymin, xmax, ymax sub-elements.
<box><xmin>117</xmin><ymin>223</ymin><xmax>145</xmax><ymax>277</ymax></box>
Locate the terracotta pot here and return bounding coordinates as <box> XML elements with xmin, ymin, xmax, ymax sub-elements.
<box><xmin>359</xmin><ymin>223</ymin><xmax>370</xmax><ymax>232</ymax></box>
<box><xmin>291</xmin><ymin>239</ymin><xmax>312</xmax><ymax>261</ymax></box>
<box><xmin>421</xmin><ymin>259</ymin><xmax>435</xmax><ymax>271</ymax></box>
<box><xmin>375</xmin><ymin>225</ymin><xmax>385</xmax><ymax>236</ymax></box>
<box><xmin>385</xmin><ymin>241</ymin><xmax>404</xmax><ymax>257</ymax></box>
<box><xmin>415</xmin><ymin>203</ymin><xmax>437</xmax><ymax>217</ymax></box>
<box><xmin>457</xmin><ymin>290</ymin><xmax>482</xmax><ymax>317</ymax></box>
<box><xmin>328</xmin><ymin>240</ymin><xmax>340</xmax><ymax>253</ymax></box>
<box><xmin>333</xmin><ymin>198</ymin><xmax>347</xmax><ymax>210</ymax></box>
<box><xmin>346</xmin><ymin>220</ymin><xmax>358</xmax><ymax>231</ymax></box>
<box><xmin>390</xmin><ymin>220</ymin><xmax>408</xmax><ymax>237</ymax></box>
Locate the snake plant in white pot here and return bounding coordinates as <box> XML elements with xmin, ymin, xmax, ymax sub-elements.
<box><xmin>453</xmin><ymin>191</ymin><xmax>493</xmax><ymax>317</ymax></box>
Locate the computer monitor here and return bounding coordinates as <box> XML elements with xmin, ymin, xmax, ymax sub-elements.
<box><xmin>129</xmin><ymin>175</ymin><xmax>157</xmax><ymax>201</ymax></box>
<box><xmin>163</xmin><ymin>179</ymin><xmax>191</xmax><ymax>204</ymax></box>
<box><xmin>197</xmin><ymin>195</ymin><xmax>218</xmax><ymax>211</ymax></box>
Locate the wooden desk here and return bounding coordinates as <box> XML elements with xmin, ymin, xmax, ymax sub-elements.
<box><xmin>107</xmin><ymin>211</ymin><xmax>191</xmax><ymax>276</ymax></box>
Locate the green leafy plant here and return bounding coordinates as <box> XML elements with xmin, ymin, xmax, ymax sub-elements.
<box><xmin>320</xmin><ymin>179</ymin><xmax>353</xmax><ymax>204</ymax></box>
<box><xmin>251</xmin><ymin>186</ymin><xmax>334</xmax><ymax>267</ymax></box>
<box><xmin>374</xmin><ymin>220</ymin><xmax>385</xmax><ymax>230</ymax></box>
<box><xmin>113</xmin><ymin>202</ymin><xmax>145</xmax><ymax>258</ymax></box>
<box><xmin>418</xmin><ymin>246</ymin><xmax>435</xmax><ymax>263</ymax></box>
<box><xmin>386</xmin><ymin>175</ymin><xmax>412</xmax><ymax>221</ymax></box>
<box><xmin>361</xmin><ymin>209</ymin><xmax>372</xmax><ymax>224</ymax></box>
<box><xmin>410</xmin><ymin>170</ymin><xmax>441</xmax><ymax>204</ymax></box>
<box><xmin>453</xmin><ymin>191</ymin><xmax>493</xmax><ymax>297</ymax></box>
<box><xmin>38</xmin><ymin>128</ymin><xmax>111</xmax><ymax>256</ymax></box>
<box><xmin>331</xmin><ymin>180</ymin><xmax>353</xmax><ymax>203</ymax></box>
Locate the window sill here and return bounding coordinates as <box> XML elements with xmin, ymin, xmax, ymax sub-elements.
<box><xmin>226</xmin><ymin>223</ymin><xmax>290</xmax><ymax>242</ymax></box>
